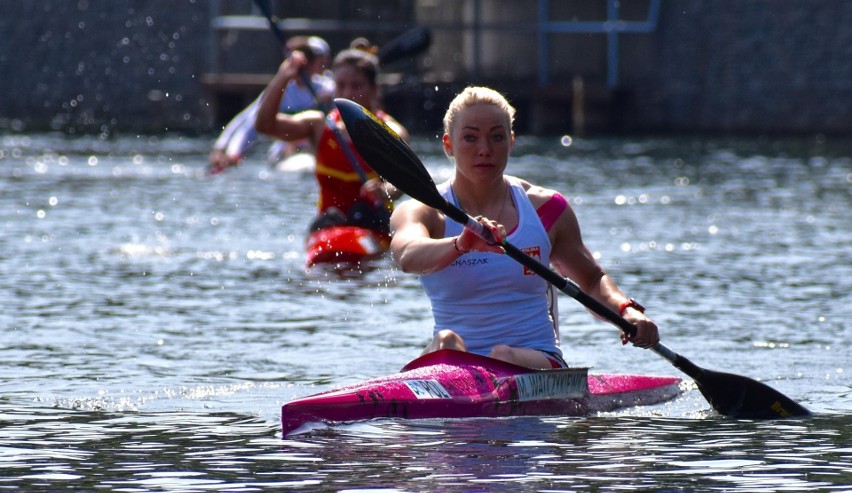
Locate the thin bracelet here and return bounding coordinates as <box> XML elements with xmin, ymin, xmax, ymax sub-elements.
<box><xmin>452</xmin><ymin>236</ymin><xmax>465</xmax><ymax>254</ymax></box>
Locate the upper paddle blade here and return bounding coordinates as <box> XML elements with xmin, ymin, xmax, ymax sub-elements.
<box><xmin>335</xmin><ymin>98</ymin><xmax>467</xmax><ymax>224</ymax></box>
<box><xmin>378</xmin><ymin>27</ymin><xmax>432</xmax><ymax>66</ymax></box>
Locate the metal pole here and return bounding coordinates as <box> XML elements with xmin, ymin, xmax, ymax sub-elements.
<box><xmin>473</xmin><ymin>0</ymin><xmax>482</xmax><ymax>80</ymax></box>
<box><xmin>209</xmin><ymin>0</ymin><xmax>220</xmax><ymax>75</ymax></box>
<box><xmin>537</xmin><ymin>0</ymin><xmax>550</xmax><ymax>85</ymax></box>
<box><xmin>606</xmin><ymin>0</ymin><xmax>619</xmax><ymax>88</ymax></box>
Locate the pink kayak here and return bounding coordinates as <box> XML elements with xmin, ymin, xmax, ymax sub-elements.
<box><xmin>305</xmin><ymin>225</ymin><xmax>390</xmax><ymax>266</ymax></box>
<box><xmin>282</xmin><ymin>349</ymin><xmax>682</xmax><ymax>436</ymax></box>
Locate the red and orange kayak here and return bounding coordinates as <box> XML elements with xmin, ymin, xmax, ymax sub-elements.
<box><xmin>305</xmin><ymin>225</ymin><xmax>390</xmax><ymax>267</ymax></box>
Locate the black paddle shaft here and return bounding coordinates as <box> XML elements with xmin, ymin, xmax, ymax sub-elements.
<box><xmin>440</xmin><ymin>204</ymin><xmax>637</xmax><ymax>337</ymax></box>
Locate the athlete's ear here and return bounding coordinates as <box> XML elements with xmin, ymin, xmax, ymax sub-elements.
<box><xmin>442</xmin><ymin>133</ymin><xmax>453</xmax><ymax>156</ymax></box>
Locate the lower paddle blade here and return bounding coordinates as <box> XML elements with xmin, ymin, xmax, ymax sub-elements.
<box><xmin>696</xmin><ymin>368</ymin><xmax>811</xmax><ymax>418</ymax></box>
<box><xmin>335</xmin><ymin>98</ymin><xmax>466</xmax><ymax>222</ymax></box>
<box><xmin>672</xmin><ymin>353</ymin><xmax>810</xmax><ymax>418</ymax></box>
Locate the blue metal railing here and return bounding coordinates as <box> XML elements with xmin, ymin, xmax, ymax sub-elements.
<box><xmin>209</xmin><ymin>0</ymin><xmax>661</xmax><ymax>89</ymax></box>
<box><xmin>537</xmin><ymin>0</ymin><xmax>661</xmax><ymax>87</ymax></box>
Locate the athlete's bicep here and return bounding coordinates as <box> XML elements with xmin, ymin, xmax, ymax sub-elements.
<box><xmin>391</xmin><ymin>202</ymin><xmax>431</xmax><ymax>246</ymax></box>
<box><xmin>548</xmin><ymin>205</ymin><xmax>607</xmax><ymax>292</ymax></box>
<box><xmin>272</xmin><ymin>111</ymin><xmax>323</xmax><ymax>142</ymax></box>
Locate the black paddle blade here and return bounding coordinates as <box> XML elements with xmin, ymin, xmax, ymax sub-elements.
<box><xmin>379</xmin><ymin>26</ymin><xmax>432</xmax><ymax>66</ymax></box>
<box><xmin>674</xmin><ymin>354</ymin><xmax>810</xmax><ymax>418</ymax></box>
<box><xmin>335</xmin><ymin>98</ymin><xmax>467</xmax><ymax>224</ymax></box>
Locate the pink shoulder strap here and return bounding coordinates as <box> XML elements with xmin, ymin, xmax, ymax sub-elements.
<box><xmin>536</xmin><ymin>192</ymin><xmax>567</xmax><ymax>232</ymax></box>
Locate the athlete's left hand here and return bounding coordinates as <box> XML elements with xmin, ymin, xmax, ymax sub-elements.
<box><xmin>620</xmin><ymin>311</ymin><xmax>659</xmax><ymax>349</ymax></box>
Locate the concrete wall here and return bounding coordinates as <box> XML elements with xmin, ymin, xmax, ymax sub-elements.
<box><xmin>625</xmin><ymin>0</ymin><xmax>852</xmax><ymax>135</ymax></box>
<box><xmin>1</xmin><ymin>1</ymin><xmax>850</xmax><ymax>136</ymax></box>
<box><xmin>415</xmin><ymin>0</ymin><xmax>852</xmax><ymax>136</ymax></box>
<box><xmin>0</xmin><ymin>1</ymin><xmax>213</xmax><ymax>135</ymax></box>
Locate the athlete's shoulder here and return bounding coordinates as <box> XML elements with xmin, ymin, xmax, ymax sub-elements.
<box><xmin>511</xmin><ymin>177</ymin><xmax>561</xmax><ymax>209</ymax></box>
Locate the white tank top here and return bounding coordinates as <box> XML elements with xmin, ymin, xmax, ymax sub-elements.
<box><xmin>419</xmin><ymin>177</ymin><xmax>562</xmax><ymax>357</ymax></box>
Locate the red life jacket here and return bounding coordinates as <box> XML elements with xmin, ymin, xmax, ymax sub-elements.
<box><xmin>313</xmin><ymin>109</ymin><xmax>389</xmax><ymax>215</ymax></box>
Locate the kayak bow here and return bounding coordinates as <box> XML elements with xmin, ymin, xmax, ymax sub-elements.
<box><xmin>305</xmin><ymin>225</ymin><xmax>390</xmax><ymax>267</ymax></box>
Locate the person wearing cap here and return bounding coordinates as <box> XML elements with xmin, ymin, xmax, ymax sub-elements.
<box><xmin>208</xmin><ymin>36</ymin><xmax>334</xmax><ymax>175</ymax></box>
<box><xmin>307</xmin><ymin>36</ymin><xmax>332</xmax><ymax>74</ymax></box>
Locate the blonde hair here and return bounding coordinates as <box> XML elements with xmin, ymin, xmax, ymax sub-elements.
<box><xmin>442</xmin><ymin>86</ymin><xmax>516</xmax><ymax>136</ymax></box>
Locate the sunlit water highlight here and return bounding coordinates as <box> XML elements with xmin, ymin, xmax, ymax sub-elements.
<box><xmin>1</xmin><ymin>133</ymin><xmax>850</xmax><ymax>491</ymax></box>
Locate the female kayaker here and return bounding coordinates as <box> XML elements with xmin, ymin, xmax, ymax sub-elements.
<box><xmin>255</xmin><ymin>46</ymin><xmax>408</xmax><ymax>233</ymax></box>
<box><xmin>389</xmin><ymin>86</ymin><xmax>659</xmax><ymax>369</ymax></box>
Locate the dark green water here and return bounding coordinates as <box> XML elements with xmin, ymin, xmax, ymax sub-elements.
<box><xmin>1</xmin><ymin>133</ymin><xmax>849</xmax><ymax>491</ymax></box>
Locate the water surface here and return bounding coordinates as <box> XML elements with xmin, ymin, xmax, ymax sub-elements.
<box><xmin>1</xmin><ymin>133</ymin><xmax>850</xmax><ymax>491</ymax></box>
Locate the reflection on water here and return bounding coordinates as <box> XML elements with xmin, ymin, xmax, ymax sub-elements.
<box><xmin>1</xmin><ymin>407</ymin><xmax>849</xmax><ymax>492</ymax></box>
<box><xmin>0</xmin><ymin>133</ymin><xmax>850</xmax><ymax>491</ymax></box>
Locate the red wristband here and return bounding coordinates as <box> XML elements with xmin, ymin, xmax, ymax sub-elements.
<box><xmin>618</xmin><ymin>298</ymin><xmax>645</xmax><ymax>317</ymax></box>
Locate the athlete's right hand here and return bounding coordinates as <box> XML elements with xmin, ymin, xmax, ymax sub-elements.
<box><xmin>278</xmin><ymin>51</ymin><xmax>308</xmax><ymax>79</ymax></box>
<box><xmin>457</xmin><ymin>217</ymin><xmax>505</xmax><ymax>254</ymax></box>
